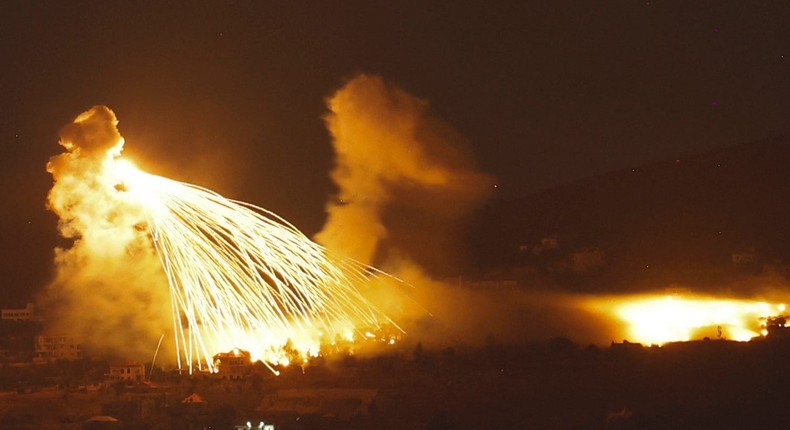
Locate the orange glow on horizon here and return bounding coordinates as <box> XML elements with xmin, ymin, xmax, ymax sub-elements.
<box><xmin>587</xmin><ymin>294</ymin><xmax>786</xmax><ymax>345</ymax></box>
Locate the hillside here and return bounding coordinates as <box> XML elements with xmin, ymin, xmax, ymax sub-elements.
<box><xmin>470</xmin><ymin>135</ymin><xmax>790</xmax><ymax>291</ymax></box>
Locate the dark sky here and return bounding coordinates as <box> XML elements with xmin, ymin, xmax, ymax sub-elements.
<box><xmin>0</xmin><ymin>1</ymin><xmax>788</xmax><ymax>303</ymax></box>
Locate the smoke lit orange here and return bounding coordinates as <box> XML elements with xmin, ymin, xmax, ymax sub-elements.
<box><xmin>49</xmin><ymin>106</ymin><xmax>402</xmax><ymax>375</ymax></box>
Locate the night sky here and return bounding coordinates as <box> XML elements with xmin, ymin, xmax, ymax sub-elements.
<box><xmin>1</xmin><ymin>1</ymin><xmax>788</xmax><ymax>303</ymax></box>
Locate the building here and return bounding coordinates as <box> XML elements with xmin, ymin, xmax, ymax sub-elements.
<box><xmin>108</xmin><ymin>361</ymin><xmax>146</xmax><ymax>382</ymax></box>
<box><xmin>213</xmin><ymin>348</ymin><xmax>252</xmax><ymax>379</ymax></box>
<box><xmin>1</xmin><ymin>303</ymin><xmax>35</xmax><ymax>321</ymax></box>
<box><xmin>34</xmin><ymin>335</ymin><xmax>83</xmax><ymax>362</ymax></box>
<box><xmin>731</xmin><ymin>251</ymin><xmax>757</xmax><ymax>265</ymax></box>
<box><xmin>764</xmin><ymin>316</ymin><xmax>790</xmax><ymax>339</ymax></box>
<box><xmin>540</xmin><ymin>236</ymin><xmax>559</xmax><ymax>249</ymax></box>
<box><xmin>181</xmin><ymin>393</ymin><xmax>205</xmax><ymax>405</ymax></box>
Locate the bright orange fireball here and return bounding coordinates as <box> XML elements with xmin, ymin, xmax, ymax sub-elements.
<box><xmin>587</xmin><ymin>294</ymin><xmax>786</xmax><ymax>345</ymax></box>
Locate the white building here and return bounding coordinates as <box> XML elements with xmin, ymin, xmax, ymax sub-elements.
<box><xmin>213</xmin><ymin>348</ymin><xmax>252</xmax><ymax>379</ymax></box>
<box><xmin>1</xmin><ymin>303</ymin><xmax>35</xmax><ymax>321</ymax></box>
<box><xmin>34</xmin><ymin>335</ymin><xmax>83</xmax><ymax>362</ymax></box>
<box><xmin>108</xmin><ymin>361</ymin><xmax>146</xmax><ymax>382</ymax></box>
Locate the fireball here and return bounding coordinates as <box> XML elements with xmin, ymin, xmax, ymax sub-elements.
<box><xmin>588</xmin><ymin>293</ymin><xmax>786</xmax><ymax>345</ymax></box>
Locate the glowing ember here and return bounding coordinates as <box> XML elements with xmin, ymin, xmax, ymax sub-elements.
<box><xmin>588</xmin><ymin>294</ymin><xmax>786</xmax><ymax>345</ymax></box>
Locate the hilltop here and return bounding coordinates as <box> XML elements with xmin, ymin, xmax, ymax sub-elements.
<box><xmin>470</xmin><ymin>135</ymin><xmax>790</xmax><ymax>292</ymax></box>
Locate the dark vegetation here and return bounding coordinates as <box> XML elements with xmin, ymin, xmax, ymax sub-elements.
<box><xmin>3</xmin><ymin>336</ymin><xmax>790</xmax><ymax>429</ymax></box>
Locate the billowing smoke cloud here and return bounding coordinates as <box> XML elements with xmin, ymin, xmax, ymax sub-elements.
<box><xmin>367</xmin><ymin>260</ymin><xmax>617</xmax><ymax>349</ymax></box>
<box><xmin>318</xmin><ymin>75</ymin><xmax>559</xmax><ymax>348</ymax></box>
<box><xmin>318</xmin><ymin>74</ymin><xmax>493</xmax><ymax>275</ymax></box>
<box><xmin>315</xmin><ymin>75</ymin><xmax>676</xmax><ymax>350</ymax></box>
<box><xmin>40</xmin><ymin>106</ymin><xmax>172</xmax><ymax>360</ymax></box>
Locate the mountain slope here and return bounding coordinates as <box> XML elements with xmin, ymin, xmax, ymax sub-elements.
<box><xmin>470</xmin><ymin>135</ymin><xmax>790</xmax><ymax>290</ymax></box>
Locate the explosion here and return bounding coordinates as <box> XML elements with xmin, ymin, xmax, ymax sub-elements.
<box><xmin>42</xmin><ymin>75</ymin><xmax>496</xmax><ymax>371</ymax></box>
<box><xmin>45</xmin><ymin>106</ymin><xmax>400</xmax><ymax>374</ymax></box>
<box><xmin>587</xmin><ymin>294</ymin><xmax>787</xmax><ymax>345</ymax></box>
<box><xmin>318</xmin><ymin>74</ymin><xmax>492</xmax><ymax>272</ymax></box>
<box><xmin>43</xmin><ymin>107</ymin><xmax>173</xmax><ymax>360</ymax></box>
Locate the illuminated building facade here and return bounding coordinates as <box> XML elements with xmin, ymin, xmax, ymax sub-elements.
<box><xmin>108</xmin><ymin>361</ymin><xmax>146</xmax><ymax>382</ymax></box>
<box><xmin>1</xmin><ymin>303</ymin><xmax>35</xmax><ymax>321</ymax></box>
<box><xmin>34</xmin><ymin>335</ymin><xmax>83</xmax><ymax>362</ymax></box>
<box><xmin>213</xmin><ymin>348</ymin><xmax>252</xmax><ymax>379</ymax></box>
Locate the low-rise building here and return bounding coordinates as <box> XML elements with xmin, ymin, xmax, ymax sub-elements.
<box><xmin>732</xmin><ymin>251</ymin><xmax>757</xmax><ymax>265</ymax></box>
<box><xmin>108</xmin><ymin>361</ymin><xmax>146</xmax><ymax>382</ymax></box>
<box><xmin>213</xmin><ymin>348</ymin><xmax>252</xmax><ymax>379</ymax></box>
<box><xmin>541</xmin><ymin>236</ymin><xmax>559</xmax><ymax>250</ymax></box>
<box><xmin>34</xmin><ymin>335</ymin><xmax>83</xmax><ymax>362</ymax></box>
<box><xmin>1</xmin><ymin>303</ymin><xmax>35</xmax><ymax>321</ymax></box>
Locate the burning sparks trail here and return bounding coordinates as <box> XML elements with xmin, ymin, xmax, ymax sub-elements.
<box><xmin>48</xmin><ymin>106</ymin><xmax>401</xmax><ymax>374</ymax></box>
<box><xmin>117</xmin><ymin>162</ymin><xmax>401</xmax><ymax>373</ymax></box>
<box><xmin>588</xmin><ymin>294</ymin><xmax>787</xmax><ymax>345</ymax></box>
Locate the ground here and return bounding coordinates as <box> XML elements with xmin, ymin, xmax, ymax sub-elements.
<box><xmin>3</xmin><ymin>337</ymin><xmax>790</xmax><ymax>429</ymax></box>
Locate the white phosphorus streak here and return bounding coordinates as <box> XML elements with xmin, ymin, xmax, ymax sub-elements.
<box><xmin>118</xmin><ymin>164</ymin><xmax>400</xmax><ymax>374</ymax></box>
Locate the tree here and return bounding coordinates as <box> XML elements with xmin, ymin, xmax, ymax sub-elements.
<box><xmin>413</xmin><ymin>342</ymin><xmax>424</xmax><ymax>364</ymax></box>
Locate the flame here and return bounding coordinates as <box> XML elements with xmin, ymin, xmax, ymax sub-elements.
<box><xmin>587</xmin><ymin>294</ymin><xmax>786</xmax><ymax>345</ymax></box>
<box><xmin>49</xmin><ymin>106</ymin><xmax>404</xmax><ymax>375</ymax></box>
<box><xmin>114</xmin><ymin>158</ymin><xmax>404</xmax><ymax>373</ymax></box>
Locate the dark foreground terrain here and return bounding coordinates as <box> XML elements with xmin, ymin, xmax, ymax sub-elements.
<box><xmin>2</xmin><ymin>336</ymin><xmax>790</xmax><ymax>430</ymax></box>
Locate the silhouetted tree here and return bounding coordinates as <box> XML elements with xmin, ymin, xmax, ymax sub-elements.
<box><xmin>414</xmin><ymin>342</ymin><xmax>424</xmax><ymax>364</ymax></box>
<box><xmin>549</xmin><ymin>336</ymin><xmax>576</xmax><ymax>359</ymax></box>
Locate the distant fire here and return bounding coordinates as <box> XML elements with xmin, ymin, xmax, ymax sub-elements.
<box><xmin>587</xmin><ymin>294</ymin><xmax>786</xmax><ymax>345</ymax></box>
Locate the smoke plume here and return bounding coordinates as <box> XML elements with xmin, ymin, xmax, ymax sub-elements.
<box><xmin>318</xmin><ymin>74</ymin><xmax>492</xmax><ymax>275</ymax></box>
<box><xmin>41</xmin><ymin>106</ymin><xmax>172</xmax><ymax>360</ymax></box>
<box><xmin>318</xmin><ymin>75</ymin><xmax>544</xmax><ymax>347</ymax></box>
<box><xmin>316</xmin><ymin>76</ymin><xmax>631</xmax><ymax>349</ymax></box>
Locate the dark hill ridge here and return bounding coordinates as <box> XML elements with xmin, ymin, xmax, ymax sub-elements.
<box><xmin>471</xmin><ymin>135</ymin><xmax>790</xmax><ymax>289</ymax></box>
